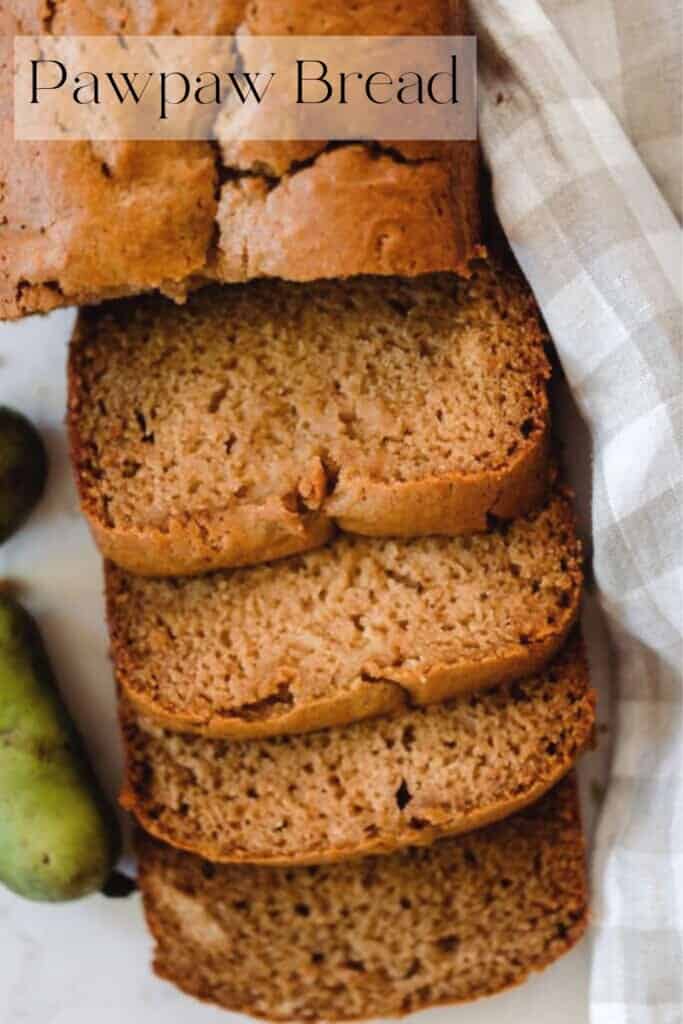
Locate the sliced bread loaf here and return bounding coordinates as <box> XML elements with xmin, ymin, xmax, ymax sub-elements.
<box><xmin>69</xmin><ymin>257</ymin><xmax>551</xmax><ymax>576</ymax></box>
<box><xmin>106</xmin><ymin>487</ymin><xmax>582</xmax><ymax>739</ymax></box>
<box><xmin>121</xmin><ymin>636</ymin><xmax>595</xmax><ymax>865</ymax></box>
<box><xmin>137</xmin><ymin>776</ymin><xmax>588</xmax><ymax>1022</ymax></box>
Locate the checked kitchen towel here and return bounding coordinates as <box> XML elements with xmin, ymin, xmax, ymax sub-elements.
<box><xmin>471</xmin><ymin>2</ymin><xmax>682</xmax><ymax>1022</ymax></box>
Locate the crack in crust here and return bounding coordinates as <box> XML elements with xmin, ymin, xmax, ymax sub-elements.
<box><xmin>1</xmin><ymin>2</ymin><xmax>480</xmax><ymax>319</ymax></box>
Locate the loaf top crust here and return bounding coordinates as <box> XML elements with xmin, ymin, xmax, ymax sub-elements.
<box><xmin>1</xmin><ymin>2</ymin><xmax>478</xmax><ymax>318</ymax></box>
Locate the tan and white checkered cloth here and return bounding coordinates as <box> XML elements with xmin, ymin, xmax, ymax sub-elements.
<box><xmin>471</xmin><ymin>1</ymin><xmax>682</xmax><ymax>1020</ymax></box>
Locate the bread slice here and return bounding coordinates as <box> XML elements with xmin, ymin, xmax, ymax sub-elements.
<box><xmin>106</xmin><ymin>487</ymin><xmax>582</xmax><ymax>739</ymax></box>
<box><xmin>137</xmin><ymin>776</ymin><xmax>588</xmax><ymax>1022</ymax></box>
<box><xmin>69</xmin><ymin>257</ymin><xmax>551</xmax><ymax>576</ymax></box>
<box><xmin>120</xmin><ymin>636</ymin><xmax>595</xmax><ymax>866</ymax></box>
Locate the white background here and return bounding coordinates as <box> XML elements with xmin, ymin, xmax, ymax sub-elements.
<box><xmin>0</xmin><ymin>307</ymin><xmax>610</xmax><ymax>1024</ymax></box>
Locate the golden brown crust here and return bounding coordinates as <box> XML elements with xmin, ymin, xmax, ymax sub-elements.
<box><xmin>214</xmin><ymin>144</ymin><xmax>481</xmax><ymax>284</ymax></box>
<box><xmin>1</xmin><ymin>3</ymin><xmax>480</xmax><ymax>320</ymax></box>
<box><xmin>88</xmin><ymin>501</ymin><xmax>335</xmax><ymax>578</ymax></box>
<box><xmin>136</xmin><ymin>778</ymin><xmax>588</xmax><ymax>1022</ymax></box>
<box><xmin>0</xmin><ymin>6</ymin><xmax>230</xmax><ymax>319</ymax></box>
<box><xmin>328</xmin><ymin>425</ymin><xmax>550</xmax><ymax>537</ymax></box>
<box><xmin>119</xmin><ymin>665</ymin><xmax>407</xmax><ymax>741</ymax></box>
<box><xmin>1</xmin><ymin>139</ymin><xmax>219</xmax><ymax>320</ymax></box>
<box><xmin>241</xmin><ymin>0</ymin><xmax>455</xmax><ymax>35</ymax></box>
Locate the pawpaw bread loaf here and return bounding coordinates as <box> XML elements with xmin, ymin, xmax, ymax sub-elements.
<box><xmin>1</xmin><ymin>2</ymin><xmax>479</xmax><ymax>320</ymax></box>
<box><xmin>120</xmin><ymin>635</ymin><xmax>595</xmax><ymax>866</ymax></box>
<box><xmin>106</xmin><ymin>486</ymin><xmax>582</xmax><ymax>739</ymax></box>
<box><xmin>137</xmin><ymin>776</ymin><xmax>588</xmax><ymax>1022</ymax></box>
<box><xmin>69</xmin><ymin>256</ymin><xmax>551</xmax><ymax>576</ymax></box>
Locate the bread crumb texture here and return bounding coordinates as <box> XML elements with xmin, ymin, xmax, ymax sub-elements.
<box><xmin>1</xmin><ymin>3</ymin><xmax>479</xmax><ymax>318</ymax></box>
<box><xmin>70</xmin><ymin>258</ymin><xmax>551</xmax><ymax>575</ymax></box>
<box><xmin>106</xmin><ymin>486</ymin><xmax>581</xmax><ymax>737</ymax></box>
<box><xmin>137</xmin><ymin>776</ymin><xmax>588</xmax><ymax>1021</ymax></box>
<box><xmin>121</xmin><ymin>636</ymin><xmax>595</xmax><ymax>864</ymax></box>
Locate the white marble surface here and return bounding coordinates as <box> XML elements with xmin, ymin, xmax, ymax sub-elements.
<box><xmin>0</xmin><ymin>308</ymin><xmax>611</xmax><ymax>1024</ymax></box>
